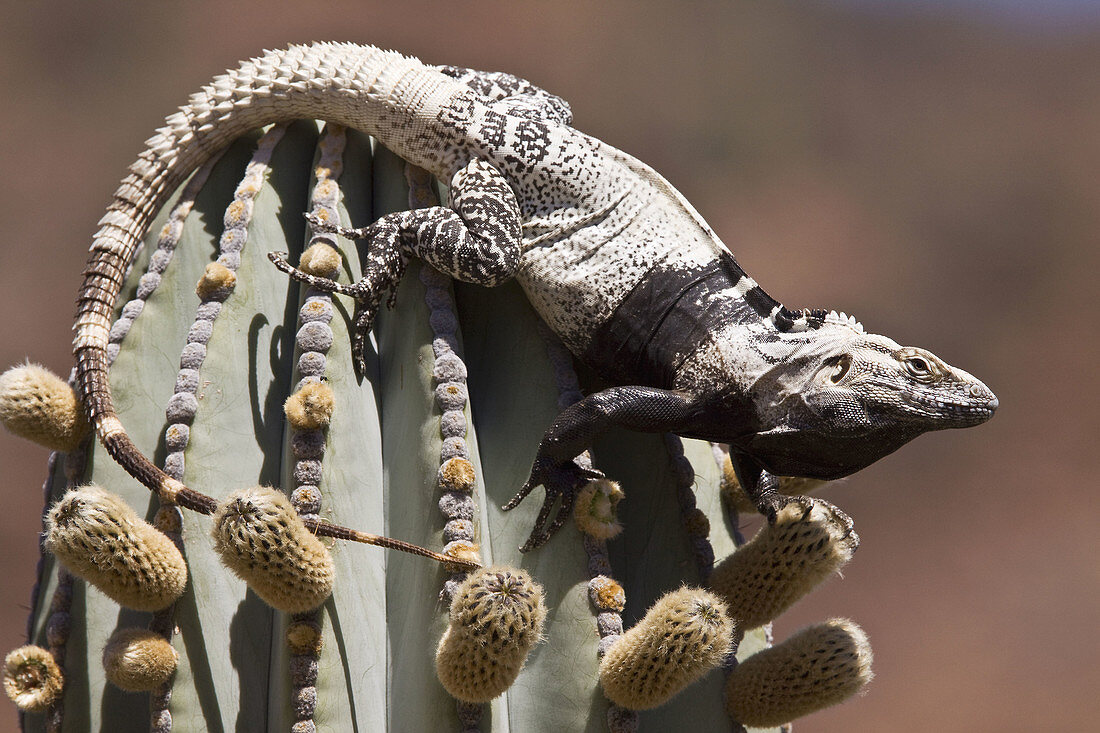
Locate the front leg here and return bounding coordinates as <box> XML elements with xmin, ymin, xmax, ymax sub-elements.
<box><xmin>729</xmin><ymin>452</ymin><xmax>856</xmax><ymax>541</ymax></box>
<box><xmin>505</xmin><ymin>386</ymin><xmax>702</xmax><ymax>551</ymax></box>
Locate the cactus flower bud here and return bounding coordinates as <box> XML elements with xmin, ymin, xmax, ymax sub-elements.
<box><xmin>3</xmin><ymin>645</ymin><xmax>63</xmax><ymax>713</ymax></box>
<box><xmin>298</xmin><ymin>242</ymin><xmax>342</xmax><ymax>277</ymax></box>
<box><xmin>574</xmin><ymin>479</ymin><xmax>624</xmax><ymax>540</ymax></box>
<box><xmin>102</xmin><ymin>628</ymin><xmax>179</xmax><ymax>692</ymax></box>
<box><xmin>599</xmin><ymin>587</ymin><xmax>734</xmax><ymax>710</ymax></box>
<box><xmin>725</xmin><ymin>618</ymin><xmax>873</xmax><ymax>726</ymax></box>
<box><xmin>435</xmin><ymin>566</ymin><xmax>546</xmax><ymax>703</ymax></box>
<box><xmin>284</xmin><ymin>381</ymin><xmax>336</xmax><ymax>431</ymax></box>
<box><xmin>45</xmin><ymin>486</ymin><xmax>188</xmax><ymax>612</ymax></box>
<box><xmin>212</xmin><ymin>486</ymin><xmax>335</xmax><ymax>613</ymax></box>
<box><xmin>709</xmin><ymin>499</ymin><xmax>857</xmax><ymax>629</ymax></box>
<box><xmin>0</xmin><ymin>364</ymin><xmax>88</xmax><ymax>452</ymax></box>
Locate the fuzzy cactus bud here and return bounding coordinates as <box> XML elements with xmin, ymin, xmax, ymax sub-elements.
<box><xmin>102</xmin><ymin>628</ymin><xmax>179</xmax><ymax>692</ymax></box>
<box><xmin>725</xmin><ymin>618</ymin><xmax>873</xmax><ymax>726</ymax></box>
<box><xmin>298</xmin><ymin>242</ymin><xmax>342</xmax><ymax>277</ymax></box>
<box><xmin>574</xmin><ymin>479</ymin><xmax>624</xmax><ymax>540</ymax></box>
<box><xmin>44</xmin><ymin>486</ymin><xmax>188</xmax><ymax>611</ymax></box>
<box><xmin>599</xmin><ymin>587</ymin><xmax>734</xmax><ymax>710</ymax></box>
<box><xmin>435</xmin><ymin>566</ymin><xmax>546</xmax><ymax>703</ymax></box>
<box><xmin>0</xmin><ymin>364</ymin><xmax>88</xmax><ymax>452</ymax></box>
<box><xmin>212</xmin><ymin>486</ymin><xmax>335</xmax><ymax>613</ymax></box>
<box><xmin>438</xmin><ymin>457</ymin><xmax>476</xmax><ymax>492</ymax></box>
<box><xmin>195</xmin><ymin>261</ymin><xmax>236</xmax><ymax>299</ymax></box>
<box><xmin>708</xmin><ymin>499</ymin><xmax>857</xmax><ymax>628</ymax></box>
<box><xmin>284</xmin><ymin>381</ymin><xmax>336</xmax><ymax>430</ymax></box>
<box><xmin>3</xmin><ymin>645</ymin><xmax>63</xmax><ymax>713</ymax></box>
<box><xmin>719</xmin><ymin>454</ymin><xmax>824</xmax><ymax>513</ymax></box>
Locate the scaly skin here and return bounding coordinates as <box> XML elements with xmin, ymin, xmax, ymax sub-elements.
<box><xmin>72</xmin><ymin>42</ymin><xmax>997</xmax><ymax>554</ymax></box>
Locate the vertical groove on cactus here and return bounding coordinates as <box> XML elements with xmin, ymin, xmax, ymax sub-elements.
<box><xmin>284</xmin><ymin>121</ymin><xmax>347</xmax><ymax>733</ymax></box>
<box><xmin>407</xmin><ymin>160</ymin><xmax>488</xmax><ymax>726</ymax></box>
<box><xmin>535</xmin><ymin>322</ymin><xmax>640</xmax><ymax>731</ymax></box>
<box><xmin>146</xmin><ymin>125</ymin><xmax>286</xmax><ymax>732</ymax></box>
<box><xmin>663</xmin><ymin>433</ymin><xmax>716</xmax><ymax>580</ymax></box>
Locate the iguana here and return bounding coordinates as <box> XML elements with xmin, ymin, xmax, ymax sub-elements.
<box><xmin>74</xmin><ymin>42</ymin><xmax>998</xmax><ymax>552</ymax></box>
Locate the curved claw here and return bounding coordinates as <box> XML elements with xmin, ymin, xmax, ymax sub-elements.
<box><xmin>504</xmin><ymin>457</ymin><xmax>604</xmax><ymax>552</ymax></box>
<box><xmin>303</xmin><ymin>211</ymin><xmax>367</xmax><ymax>240</ymax></box>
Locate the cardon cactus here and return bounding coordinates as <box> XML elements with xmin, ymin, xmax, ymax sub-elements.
<box><xmin>5</xmin><ymin>121</ymin><xmax>873</xmax><ymax>731</ymax></box>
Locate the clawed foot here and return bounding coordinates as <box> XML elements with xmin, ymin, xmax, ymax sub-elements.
<box><xmin>303</xmin><ymin>211</ymin><xmax>370</xmax><ymax>240</ymax></box>
<box><xmin>503</xmin><ymin>457</ymin><xmax>604</xmax><ymax>552</ymax></box>
<box><xmin>762</xmin><ymin>493</ymin><xmax>858</xmax><ymax>548</ymax></box>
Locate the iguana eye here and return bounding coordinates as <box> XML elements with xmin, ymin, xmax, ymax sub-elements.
<box><xmin>830</xmin><ymin>355</ymin><xmax>851</xmax><ymax>383</ymax></box>
<box><xmin>904</xmin><ymin>356</ymin><xmax>931</xmax><ymax>378</ymax></box>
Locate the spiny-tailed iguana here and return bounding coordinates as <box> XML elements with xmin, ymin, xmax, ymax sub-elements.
<box><xmin>74</xmin><ymin>43</ymin><xmax>998</xmax><ymax>552</ymax></box>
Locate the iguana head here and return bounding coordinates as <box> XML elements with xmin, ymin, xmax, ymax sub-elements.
<box><xmin>740</xmin><ymin>311</ymin><xmax>998</xmax><ymax>479</ymax></box>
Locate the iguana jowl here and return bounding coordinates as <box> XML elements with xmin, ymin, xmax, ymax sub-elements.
<box><xmin>74</xmin><ymin>43</ymin><xmax>998</xmax><ymax>551</ymax></box>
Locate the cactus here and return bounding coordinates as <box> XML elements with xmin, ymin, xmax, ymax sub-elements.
<box><xmin>5</xmin><ymin>121</ymin><xmax>875</xmax><ymax>731</ymax></box>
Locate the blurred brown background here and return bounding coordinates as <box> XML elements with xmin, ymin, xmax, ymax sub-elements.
<box><xmin>0</xmin><ymin>1</ymin><xmax>1096</xmax><ymax>730</ymax></box>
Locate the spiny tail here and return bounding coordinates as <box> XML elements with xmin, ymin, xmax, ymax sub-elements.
<box><xmin>70</xmin><ymin>43</ymin><xmax>473</xmax><ymax>564</ymax></box>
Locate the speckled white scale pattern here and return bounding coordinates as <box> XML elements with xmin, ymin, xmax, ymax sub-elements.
<box><xmin>76</xmin><ymin>42</ymin><xmax>740</xmax><ymax>424</ymax></box>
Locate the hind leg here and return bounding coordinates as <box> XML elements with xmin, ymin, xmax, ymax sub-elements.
<box><xmin>269</xmin><ymin>158</ymin><xmax>522</xmax><ymax>373</ymax></box>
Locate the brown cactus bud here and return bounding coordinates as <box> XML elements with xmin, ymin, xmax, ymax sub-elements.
<box><xmin>284</xmin><ymin>381</ymin><xmax>336</xmax><ymax>431</ymax></box>
<box><xmin>195</xmin><ymin>261</ymin><xmax>236</xmax><ymax>299</ymax></box>
<box><xmin>708</xmin><ymin>499</ymin><xmax>857</xmax><ymax>628</ymax></box>
<box><xmin>212</xmin><ymin>486</ymin><xmax>335</xmax><ymax>613</ymax></box>
<box><xmin>725</xmin><ymin>618</ymin><xmax>873</xmax><ymax>726</ymax></box>
<box><xmin>102</xmin><ymin>628</ymin><xmax>179</xmax><ymax>692</ymax></box>
<box><xmin>438</xmin><ymin>457</ymin><xmax>476</xmax><ymax>492</ymax></box>
<box><xmin>298</xmin><ymin>242</ymin><xmax>343</xmax><ymax>277</ymax></box>
<box><xmin>0</xmin><ymin>364</ymin><xmax>88</xmax><ymax>452</ymax></box>
<box><xmin>286</xmin><ymin>621</ymin><xmax>324</xmax><ymax>656</ymax></box>
<box><xmin>574</xmin><ymin>479</ymin><xmax>624</xmax><ymax>540</ymax></box>
<box><xmin>719</xmin><ymin>454</ymin><xmax>824</xmax><ymax>513</ymax></box>
<box><xmin>441</xmin><ymin>540</ymin><xmax>481</xmax><ymax>573</ymax></box>
<box><xmin>44</xmin><ymin>486</ymin><xmax>188</xmax><ymax>612</ymax></box>
<box><xmin>3</xmin><ymin>645</ymin><xmax>63</xmax><ymax>713</ymax></box>
<box><xmin>435</xmin><ymin>566</ymin><xmax>546</xmax><ymax>703</ymax></box>
<box><xmin>599</xmin><ymin>587</ymin><xmax>734</xmax><ymax>710</ymax></box>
